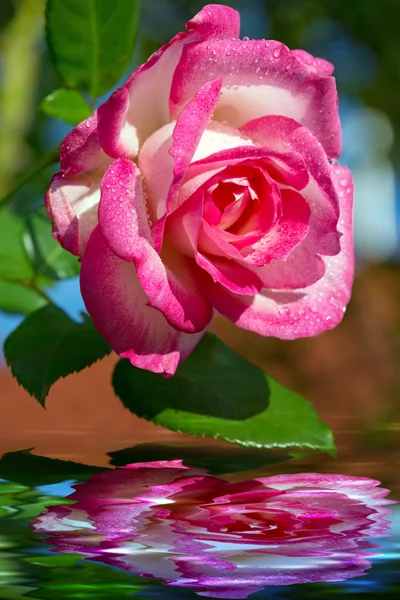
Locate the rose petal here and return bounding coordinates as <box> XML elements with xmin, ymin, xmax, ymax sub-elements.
<box><xmin>242</xmin><ymin>189</ymin><xmax>310</xmax><ymax>266</ymax></box>
<box><xmin>45</xmin><ymin>172</ymin><xmax>100</xmax><ymax>257</ymax></box>
<box><xmin>187</xmin><ymin>145</ymin><xmax>309</xmax><ymax>192</ymax></box>
<box><xmin>68</xmin><ymin>461</ymin><xmax>208</xmax><ymax>509</ymax></box>
<box><xmin>171</xmin><ymin>39</ymin><xmax>341</xmax><ymax>158</ymax></box>
<box><xmin>256</xmin><ymin>245</ymin><xmax>326</xmax><ymax>290</ymax></box>
<box><xmin>167</xmin><ymin>79</ymin><xmax>223</xmax><ymax>212</ymax></box>
<box><xmin>98</xmin><ymin>158</ymin><xmax>212</xmax><ymax>334</ymax></box>
<box><xmin>292</xmin><ymin>49</ymin><xmax>335</xmax><ymax>76</ymax></box>
<box><xmin>240</xmin><ymin>114</ymin><xmax>340</xmax><ymax>255</ymax></box>
<box><xmin>196</xmin><ymin>253</ymin><xmax>263</xmax><ymax>295</ymax></box>
<box><xmin>80</xmin><ymin>226</ymin><xmax>202</xmax><ymax>375</ymax></box>
<box><xmin>255</xmin><ymin>473</ymin><xmax>393</xmax><ymax>505</ymax></box>
<box><xmin>59</xmin><ymin>115</ymin><xmax>104</xmax><ymax>176</ymax></box>
<box><xmin>204</xmin><ymin>165</ymin><xmax>354</xmax><ymax>338</ymax></box>
<box><xmin>165</xmin><ymin>186</ymin><xmax>262</xmax><ymax>295</ymax></box>
<box><xmin>199</xmin><ymin>220</ymin><xmax>258</xmax><ymax>259</ymax></box>
<box><xmin>97</xmin><ymin>5</ymin><xmax>239</xmax><ymax>159</ymax></box>
<box><xmin>138</xmin><ymin>79</ymin><xmax>223</xmax><ymax>250</ymax></box>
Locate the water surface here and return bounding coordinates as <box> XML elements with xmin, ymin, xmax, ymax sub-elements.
<box><xmin>0</xmin><ymin>429</ymin><xmax>399</xmax><ymax>600</ymax></box>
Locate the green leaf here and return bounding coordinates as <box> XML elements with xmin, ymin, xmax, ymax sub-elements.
<box><xmin>4</xmin><ymin>305</ymin><xmax>112</xmax><ymax>405</ymax></box>
<box><xmin>23</xmin><ymin>207</ymin><xmax>80</xmax><ymax>280</ymax></box>
<box><xmin>41</xmin><ymin>88</ymin><xmax>92</xmax><ymax>125</ymax></box>
<box><xmin>0</xmin><ymin>209</ymin><xmax>33</xmax><ymax>279</ymax></box>
<box><xmin>0</xmin><ymin>450</ymin><xmax>106</xmax><ymax>487</ymax></box>
<box><xmin>0</xmin><ymin>281</ymin><xmax>47</xmax><ymax>314</ymax></box>
<box><xmin>113</xmin><ymin>334</ymin><xmax>335</xmax><ymax>455</ymax></box>
<box><xmin>45</xmin><ymin>0</ymin><xmax>141</xmax><ymax>99</ymax></box>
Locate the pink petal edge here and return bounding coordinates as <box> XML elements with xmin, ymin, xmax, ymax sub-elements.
<box><xmin>45</xmin><ymin>172</ymin><xmax>100</xmax><ymax>257</ymax></box>
<box><xmin>98</xmin><ymin>158</ymin><xmax>212</xmax><ymax>334</ymax></box>
<box><xmin>97</xmin><ymin>5</ymin><xmax>240</xmax><ymax>159</ymax></box>
<box><xmin>80</xmin><ymin>226</ymin><xmax>203</xmax><ymax>375</ymax></box>
<box><xmin>171</xmin><ymin>39</ymin><xmax>341</xmax><ymax>158</ymax></box>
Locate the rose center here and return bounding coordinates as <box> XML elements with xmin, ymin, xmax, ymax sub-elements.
<box><xmin>200</xmin><ymin>164</ymin><xmax>282</xmax><ymax>254</ymax></box>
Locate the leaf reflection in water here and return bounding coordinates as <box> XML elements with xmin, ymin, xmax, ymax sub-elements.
<box><xmin>34</xmin><ymin>461</ymin><xmax>395</xmax><ymax>599</ymax></box>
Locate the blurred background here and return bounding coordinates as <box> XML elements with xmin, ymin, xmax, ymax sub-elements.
<box><xmin>0</xmin><ymin>0</ymin><xmax>399</xmax><ymax>471</ymax></box>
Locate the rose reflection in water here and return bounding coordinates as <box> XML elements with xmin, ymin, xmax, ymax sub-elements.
<box><xmin>34</xmin><ymin>461</ymin><xmax>394</xmax><ymax>599</ymax></box>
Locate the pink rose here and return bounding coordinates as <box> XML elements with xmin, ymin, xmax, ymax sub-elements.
<box><xmin>34</xmin><ymin>462</ymin><xmax>393</xmax><ymax>599</ymax></box>
<box><xmin>46</xmin><ymin>4</ymin><xmax>354</xmax><ymax>375</ymax></box>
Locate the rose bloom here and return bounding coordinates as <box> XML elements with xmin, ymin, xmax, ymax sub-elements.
<box><xmin>46</xmin><ymin>4</ymin><xmax>354</xmax><ymax>375</ymax></box>
<box><xmin>34</xmin><ymin>462</ymin><xmax>393</xmax><ymax>599</ymax></box>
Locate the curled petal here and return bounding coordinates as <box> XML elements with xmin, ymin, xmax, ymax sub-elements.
<box><xmin>242</xmin><ymin>189</ymin><xmax>311</xmax><ymax>266</ymax></box>
<box><xmin>97</xmin><ymin>5</ymin><xmax>239</xmax><ymax>159</ymax></box>
<box><xmin>45</xmin><ymin>172</ymin><xmax>100</xmax><ymax>257</ymax></box>
<box><xmin>166</xmin><ymin>187</ymin><xmax>262</xmax><ymax>295</ymax></box>
<box><xmin>205</xmin><ymin>165</ymin><xmax>354</xmax><ymax>338</ymax></box>
<box><xmin>60</xmin><ymin>115</ymin><xmax>104</xmax><ymax>175</ymax></box>
<box><xmin>186</xmin><ymin>145</ymin><xmax>309</xmax><ymax>191</ymax></box>
<box><xmin>138</xmin><ymin>79</ymin><xmax>223</xmax><ymax>250</ymax></box>
<box><xmin>167</xmin><ymin>79</ymin><xmax>223</xmax><ymax>215</ymax></box>
<box><xmin>241</xmin><ymin>115</ymin><xmax>341</xmax><ymax>255</ymax></box>
<box><xmin>196</xmin><ymin>253</ymin><xmax>263</xmax><ymax>295</ymax></box>
<box><xmin>199</xmin><ymin>220</ymin><xmax>251</xmax><ymax>260</ymax></box>
<box><xmin>80</xmin><ymin>227</ymin><xmax>203</xmax><ymax>375</ymax></box>
<box><xmin>98</xmin><ymin>158</ymin><xmax>212</xmax><ymax>334</ymax></box>
<box><xmin>171</xmin><ymin>39</ymin><xmax>341</xmax><ymax>158</ymax></box>
<box><xmin>292</xmin><ymin>49</ymin><xmax>335</xmax><ymax>76</ymax></box>
<box><xmin>96</xmin><ymin>87</ymin><xmax>139</xmax><ymax>160</ymax></box>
